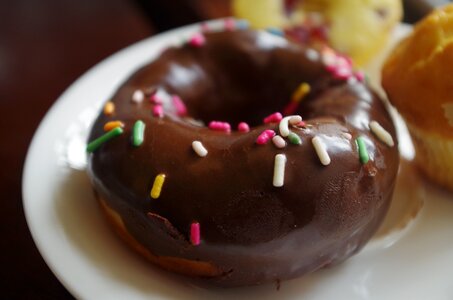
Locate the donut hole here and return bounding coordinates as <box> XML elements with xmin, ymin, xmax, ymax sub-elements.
<box><xmin>161</xmin><ymin>31</ymin><xmax>326</xmax><ymax>128</ymax></box>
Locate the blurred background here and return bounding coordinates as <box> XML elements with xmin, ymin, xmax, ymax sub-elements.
<box><xmin>0</xmin><ymin>0</ymin><xmax>449</xmax><ymax>298</ymax></box>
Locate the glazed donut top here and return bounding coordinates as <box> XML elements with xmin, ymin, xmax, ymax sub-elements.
<box><xmin>87</xmin><ymin>28</ymin><xmax>398</xmax><ymax>272</ymax></box>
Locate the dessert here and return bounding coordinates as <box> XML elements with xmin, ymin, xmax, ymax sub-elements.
<box><xmin>233</xmin><ymin>0</ymin><xmax>403</xmax><ymax>65</ymax></box>
<box><xmin>86</xmin><ymin>23</ymin><xmax>399</xmax><ymax>287</ymax></box>
<box><xmin>382</xmin><ymin>4</ymin><xmax>453</xmax><ymax>190</ymax></box>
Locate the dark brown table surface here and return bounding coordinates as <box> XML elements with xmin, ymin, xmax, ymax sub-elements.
<box><xmin>0</xmin><ymin>0</ymin><xmax>444</xmax><ymax>298</ymax></box>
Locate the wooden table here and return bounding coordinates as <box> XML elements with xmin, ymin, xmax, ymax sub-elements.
<box><xmin>0</xmin><ymin>0</ymin><xmax>441</xmax><ymax>298</ymax></box>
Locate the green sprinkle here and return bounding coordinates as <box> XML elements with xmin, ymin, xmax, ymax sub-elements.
<box><xmin>356</xmin><ymin>136</ymin><xmax>369</xmax><ymax>164</ymax></box>
<box><xmin>132</xmin><ymin>120</ymin><xmax>145</xmax><ymax>147</ymax></box>
<box><xmin>288</xmin><ymin>132</ymin><xmax>302</xmax><ymax>145</ymax></box>
<box><xmin>86</xmin><ymin>127</ymin><xmax>123</xmax><ymax>153</ymax></box>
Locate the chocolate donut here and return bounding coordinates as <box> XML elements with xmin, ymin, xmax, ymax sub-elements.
<box><xmin>86</xmin><ymin>26</ymin><xmax>399</xmax><ymax>287</ymax></box>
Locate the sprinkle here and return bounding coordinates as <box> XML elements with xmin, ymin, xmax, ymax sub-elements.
<box><xmin>103</xmin><ymin>121</ymin><xmax>124</xmax><ymax>132</ymax></box>
<box><xmin>347</xmin><ymin>77</ymin><xmax>358</xmax><ymax>85</ymax></box>
<box><xmin>356</xmin><ymin>136</ymin><xmax>369</xmax><ymax>164</ymax></box>
<box><xmin>132</xmin><ymin>120</ymin><xmax>145</xmax><ymax>147</ymax></box>
<box><xmin>200</xmin><ymin>22</ymin><xmax>210</xmax><ymax>32</ymax></box>
<box><xmin>256</xmin><ymin>130</ymin><xmax>275</xmax><ymax>145</ymax></box>
<box><xmin>312</xmin><ymin>136</ymin><xmax>331</xmax><ymax>166</ymax></box>
<box><xmin>331</xmin><ymin>66</ymin><xmax>352</xmax><ymax>80</ymax></box>
<box><xmin>153</xmin><ymin>105</ymin><xmax>164</xmax><ymax>118</ymax></box>
<box><xmin>279</xmin><ymin>115</ymin><xmax>302</xmax><ymax>137</ymax></box>
<box><xmin>291</xmin><ymin>83</ymin><xmax>311</xmax><ymax>103</ymax></box>
<box><xmin>103</xmin><ymin>101</ymin><xmax>115</xmax><ymax>116</ymax></box>
<box><xmin>208</xmin><ymin>121</ymin><xmax>231</xmax><ymax>133</ymax></box>
<box><xmin>283</xmin><ymin>102</ymin><xmax>298</xmax><ymax>115</ymax></box>
<box><xmin>341</xmin><ymin>132</ymin><xmax>352</xmax><ymax>140</ymax></box>
<box><xmin>284</xmin><ymin>83</ymin><xmax>311</xmax><ymax>114</ymax></box>
<box><xmin>150</xmin><ymin>93</ymin><xmax>163</xmax><ymax>104</ymax></box>
<box><xmin>150</xmin><ymin>174</ymin><xmax>166</xmax><ymax>199</ymax></box>
<box><xmin>86</xmin><ymin>127</ymin><xmax>123</xmax><ymax>153</ymax></box>
<box><xmin>190</xmin><ymin>222</ymin><xmax>200</xmax><ymax>246</ymax></box>
<box><xmin>236</xmin><ymin>19</ymin><xmax>249</xmax><ymax>30</ymax></box>
<box><xmin>132</xmin><ymin>90</ymin><xmax>144</xmax><ymax>103</ymax></box>
<box><xmin>294</xmin><ymin>120</ymin><xmax>306</xmax><ymax>127</ymax></box>
<box><xmin>263</xmin><ymin>112</ymin><xmax>283</xmax><ymax>124</ymax></box>
<box><xmin>354</xmin><ymin>71</ymin><xmax>365</xmax><ymax>82</ymax></box>
<box><xmin>306</xmin><ymin>49</ymin><xmax>320</xmax><ymax>61</ymax></box>
<box><xmin>321</xmin><ymin>48</ymin><xmax>337</xmax><ymax>66</ymax></box>
<box><xmin>237</xmin><ymin>122</ymin><xmax>250</xmax><ymax>132</ymax></box>
<box><xmin>189</xmin><ymin>32</ymin><xmax>206</xmax><ymax>47</ymax></box>
<box><xmin>192</xmin><ymin>141</ymin><xmax>208</xmax><ymax>157</ymax></box>
<box><xmin>272</xmin><ymin>135</ymin><xmax>286</xmax><ymax>149</ymax></box>
<box><xmin>172</xmin><ymin>95</ymin><xmax>187</xmax><ymax>116</ymax></box>
<box><xmin>288</xmin><ymin>132</ymin><xmax>302</xmax><ymax>145</ymax></box>
<box><xmin>273</xmin><ymin>154</ymin><xmax>287</xmax><ymax>187</ymax></box>
<box><xmin>369</xmin><ymin>121</ymin><xmax>394</xmax><ymax>147</ymax></box>
<box><xmin>266</xmin><ymin>27</ymin><xmax>284</xmax><ymax>36</ymax></box>
<box><xmin>224</xmin><ymin>18</ymin><xmax>235</xmax><ymax>31</ymax></box>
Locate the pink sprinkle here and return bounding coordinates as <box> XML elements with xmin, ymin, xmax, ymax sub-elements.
<box><xmin>172</xmin><ymin>95</ymin><xmax>187</xmax><ymax>116</ymax></box>
<box><xmin>283</xmin><ymin>102</ymin><xmax>298</xmax><ymax>115</ymax></box>
<box><xmin>190</xmin><ymin>222</ymin><xmax>200</xmax><ymax>246</ymax></box>
<box><xmin>224</xmin><ymin>18</ymin><xmax>235</xmax><ymax>31</ymax></box>
<box><xmin>263</xmin><ymin>112</ymin><xmax>283</xmax><ymax>124</ymax></box>
<box><xmin>189</xmin><ymin>32</ymin><xmax>206</xmax><ymax>47</ymax></box>
<box><xmin>256</xmin><ymin>130</ymin><xmax>276</xmax><ymax>145</ymax></box>
<box><xmin>264</xmin><ymin>129</ymin><xmax>276</xmax><ymax>137</ymax></box>
<box><xmin>153</xmin><ymin>105</ymin><xmax>164</xmax><ymax>118</ymax></box>
<box><xmin>238</xmin><ymin>122</ymin><xmax>250</xmax><ymax>132</ymax></box>
<box><xmin>295</xmin><ymin>120</ymin><xmax>306</xmax><ymax>127</ymax></box>
<box><xmin>355</xmin><ymin>71</ymin><xmax>365</xmax><ymax>82</ymax></box>
<box><xmin>341</xmin><ymin>55</ymin><xmax>353</xmax><ymax>67</ymax></box>
<box><xmin>150</xmin><ymin>94</ymin><xmax>163</xmax><ymax>104</ymax></box>
<box><xmin>209</xmin><ymin>121</ymin><xmax>231</xmax><ymax>132</ymax></box>
<box><xmin>329</xmin><ymin>66</ymin><xmax>352</xmax><ymax>80</ymax></box>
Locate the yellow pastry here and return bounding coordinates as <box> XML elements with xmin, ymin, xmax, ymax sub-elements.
<box><xmin>233</xmin><ymin>0</ymin><xmax>403</xmax><ymax>65</ymax></box>
<box><xmin>382</xmin><ymin>4</ymin><xmax>453</xmax><ymax>190</ymax></box>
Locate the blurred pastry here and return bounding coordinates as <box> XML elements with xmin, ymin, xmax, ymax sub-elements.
<box><xmin>382</xmin><ymin>4</ymin><xmax>453</xmax><ymax>190</ymax></box>
<box><xmin>233</xmin><ymin>0</ymin><xmax>403</xmax><ymax>65</ymax></box>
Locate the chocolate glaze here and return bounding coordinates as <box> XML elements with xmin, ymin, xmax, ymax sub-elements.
<box><xmin>87</xmin><ymin>30</ymin><xmax>399</xmax><ymax>287</ymax></box>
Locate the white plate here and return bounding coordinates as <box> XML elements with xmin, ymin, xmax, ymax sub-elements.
<box><xmin>23</xmin><ymin>20</ymin><xmax>453</xmax><ymax>300</ymax></box>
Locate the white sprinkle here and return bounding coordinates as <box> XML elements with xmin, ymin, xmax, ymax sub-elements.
<box><xmin>306</xmin><ymin>49</ymin><xmax>319</xmax><ymax>61</ymax></box>
<box><xmin>154</xmin><ymin>88</ymin><xmax>172</xmax><ymax>104</ymax></box>
<box><xmin>322</xmin><ymin>52</ymin><xmax>336</xmax><ymax>66</ymax></box>
<box><xmin>347</xmin><ymin>77</ymin><xmax>358</xmax><ymax>85</ymax></box>
<box><xmin>273</xmin><ymin>154</ymin><xmax>287</xmax><ymax>187</ymax></box>
<box><xmin>132</xmin><ymin>90</ymin><xmax>144</xmax><ymax>103</ymax></box>
<box><xmin>312</xmin><ymin>136</ymin><xmax>331</xmax><ymax>166</ymax></box>
<box><xmin>341</xmin><ymin>132</ymin><xmax>352</xmax><ymax>140</ymax></box>
<box><xmin>369</xmin><ymin>121</ymin><xmax>394</xmax><ymax>147</ymax></box>
<box><xmin>279</xmin><ymin>115</ymin><xmax>303</xmax><ymax>137</ymax></box>
<box><xmin>192</xmin><ymin>141</ymin><xmax>208</xmax><ymax>157</ymax></box>
<box><xmin>272</xmin><ymin>135</ymin><xmax>287</xmax><ymax>149</ymax></box>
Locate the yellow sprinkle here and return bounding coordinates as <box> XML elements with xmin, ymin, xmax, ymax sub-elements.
<box><xmin>103</xmin><ymin>121</ymin><xmax>124</xmax><ymax>132</ymax></box>
<box><xmin>291</xmin><ymin>83</ymin><xmax>311</xmax><ymax>103</ymax></box>
<box><xmin>103</xmin><ymin>101</ymin><xmax>115</xmax><ymax>116</ymax></box>
<box><xmin>150</xmin><ymin>174</ymin><xmax>166</xmax><ymax>199</ymax></box>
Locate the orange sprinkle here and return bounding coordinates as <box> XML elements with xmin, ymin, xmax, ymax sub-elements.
<box><xmin>103</xmin><ymin>121</ymin><xmax>124</xmax><ymax>132</ymax></box>
<box><xmin>103</xmin><ymin>101</ymin><xmax>115</xmax><ymax>115</ymax></box>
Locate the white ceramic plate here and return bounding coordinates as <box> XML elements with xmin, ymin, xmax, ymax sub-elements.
<box><xmin>23</xmin><ymin>20</ymin><xmax>453</xmax><ymax>300</ymax></box>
